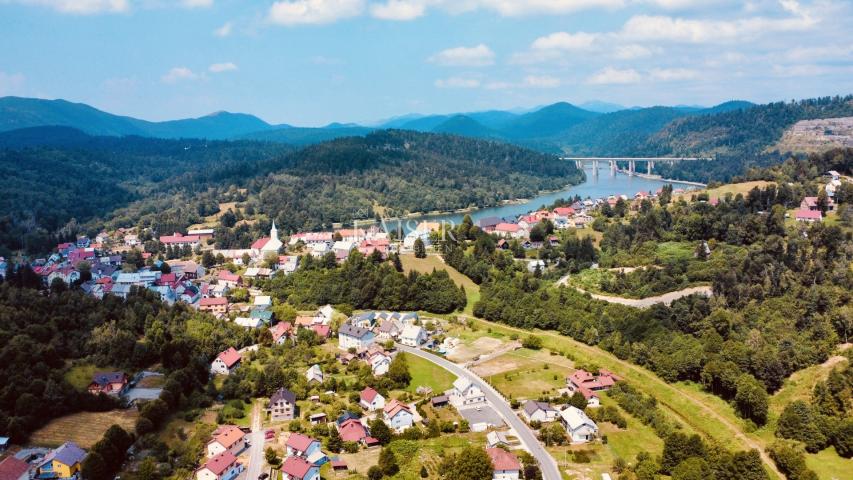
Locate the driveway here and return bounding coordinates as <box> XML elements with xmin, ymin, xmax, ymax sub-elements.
<box><xmin>244</xmin><ymin>402</ymin><xmax>266</xmax><ymax>480</ymax></box>
<box><xmin>557</xmin><ymin>275</ymin><xmax>712</xmax><ymax>308</ymax></box>
<box><xmin>396</xmin><ymin>344</ymin><xmax>561</xmax><ymax>480</ymax></box>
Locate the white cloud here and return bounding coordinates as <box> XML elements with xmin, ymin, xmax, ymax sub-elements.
<box><xmin>0</xmin><ymin>71</ymin><xmax>26</xmax><ymax>95</ymax></box>
<box><xmin>531</xmin><ymin>31</ymin><xmax>598</xmax><ymax>51</ymax></box>
<box><xmin>469</xmin><ymin>0</ymin><xmax>626</xmax><ymax>16</ymax></box>
<box><xmin>586</xmin><ymin>67</ymin><xmax>641</xmax><ymax>84</ymax></box>
<box><xmin>523</xmin><ymin>74</ymin><xmax>561</xmax><ymax>87</ymax></box>
<box><xmin>209</xmin><ymin>62</ymin><xmax>238</xmax><ymax>73</ymax></box>
<box><xmin>429</xmin><ymin>44</ymin><xmax>495</xmax><ymax>67</ymax></box>
<box><xmin>268</xmin><ymin>0</ymin><xmax>365</xmax><ymax>26</ymax></box>
<box><xmin>214</xmin><ymin>22</ymin><xmax>232</xmax><ymax>37</ymax></box>
<box><xmin>6</xmin><ymin>0</ymin><xmax>129</xmax><ymax>14</ymax></box>
<box><xmin>649</xmin><ymin>67</ymin><xmax>697</xmax><ymax>81</ymax></box>
<box><xmin>620</xmin><ymin>8</ymin><xmax>817</xmax><ymax>44</ymax></box>
<box><xmin>613</xmin><ymin>44</ymin><xmax>654</xmax><ymax>59</ymax></box>
<box><xmin>181</xmin><ymin>0</ymin><xmax>212</xmax><ymax>7</ymax></box>
<box><xmin>434</xmin><ymin>77</ymin><xmax>481</xmax><ymax>88</ymax></box>
<box><xmin>161</xmin><ymin>67</ymin><xmax>199</xmax><ymax>83</ymax></box>
<box><xmin>370</xmin><ymin>0</ymin><xmax>425</xmax><ymax>20</ymax></box>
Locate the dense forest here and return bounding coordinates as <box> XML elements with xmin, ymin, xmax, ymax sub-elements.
<box><xmin>260</xmin><ymin>250</ymin><xmax>467</xmax><ymax>314</ymax></box>
<box><xmin>0</xmin><ymin>128</ymin><xmax>581</xmax><ymax>256</ymax></box>
<box><xmin>0</xmin><ymin>280</ymin><xmax>255</xmax><ymax>444</ymax></box>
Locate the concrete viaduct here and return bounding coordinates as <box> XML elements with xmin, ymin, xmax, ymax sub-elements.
<box><xmin>560</xmin><ymin>157</ymin><xmax>713</xmax><ymax>177</ymax></box>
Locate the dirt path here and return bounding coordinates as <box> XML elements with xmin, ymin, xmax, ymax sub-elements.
<box><xmin>462</xmin><ymin>314</ymin><xmax>784</xmax><ymax>479</ymax></box>
<box><xmin>557</xmin><ymin>274</ymin><xmax>712</xmax><ymax>308</ymax></box>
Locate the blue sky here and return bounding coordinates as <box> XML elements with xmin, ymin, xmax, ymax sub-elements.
<box><xmin>1</xmin><ymin>0</ymin><xmax>851</xmax><ymax>126</ymax></box>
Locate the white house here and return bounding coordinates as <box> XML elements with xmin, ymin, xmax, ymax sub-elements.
<box><xmin>383</xmin><ymin>399</ymin><xmax>414</xmax><ymax>432</ymax></box>
<box><xmin>521</xmin><ymin>400</ymin><xmax>559</xmax><ymax>423</ymax></box>
<box><xmin>305</xmin><ymin>364</ymin><xmax>324</xmax><ymax>384</ymax></box>
<box><xmin>234</xmin><ymin>317</ymin><xmax>263</xmax><ymax>329</ymax></box>
<box><xmin>449</xmin><ymin>377</ymin><xmax>486</xmax><ymax>406</ymax></box>
<box><xmin>559</xmin><ymin>406</ymin><xmax>598</xmax><ymax>443</ymax></box>
<box><xmin>403</xmin><ymin>229</ymin><xmax>431</xmax><ymax>250</ymax></box>
<box><xmin>487</xmin><ymin>448</ymin><xmax>521</xmax><ymax>480</ymax></box>
<box><xmin>253</xmin><ymin>295</ymin><xmax>272</xmax><ymax>310</ymax></box>
<box><xmin>267</xmin><ymin>388</ymin><xmax>297</xmax><ymax>421</ymax></box>
<box><xmin>206</xmin><ymin>425</ymin><xmax>247</xmax><ymax>458</ymax></box>
<box><xmin>317</xmin><ymin>304</ymin><xmax>335</xmax><ymax>324</ymax></box>
<box><xmin>377</xmin><ymin>319</ymin><xmax>403</xmax><ymax>340</ymax></box>
<box><xmin>210</xmin><ymin>348</ymin><xmax>241</xmax><ymax>375</ymax></box>
<box><xmin>195</xmin><ymin>451</ymin><xmax>243</xmax><ymax>480</ymax></box>
<box><xmin>359</xmin><ymin>387</ymin><xmax>386</xmax><ymax>411</ymax></box>
<box><xmin>251</xmin><ymin>222</ymin><xmax>284</xmax><ymax>258</ymax></box>
<box><xmin>400</xmin><ymin>325</ymin><xmax>427</xmax><ymax>347</ymax></box>
<box><xmin>281</xmin><ymin>456</ymin><xmax>319</xmax><ymax>480</ymax></box>
<box><xmin>370</xmin><ymin>353</ymin><xmax>391</xmax><ymax>376</ymax></box>
<box><xmin>338</xmin><ymin>323</ymin><xmax>375</xmax><ymax>351</ymax></box>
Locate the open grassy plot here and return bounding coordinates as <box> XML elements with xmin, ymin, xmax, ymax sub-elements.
<box><xmin>654</xmin><ymin>241</ymin><xmax>695</xmax><ymax>263</ymax></box>
<box><xmin>805</xmin><ymin>446</ymin><xmax>850</xmax><ymax>480</ymax></box>
<box><xmin>475</xmin><ymin>348</ymin><xmax>575</xmax><ymax>399</ymax></box>
<box><xmin>673</xmin><ymin>180</ymin><xmax>774</xmax><ymax>202</ymax></box>
<box><xmin>400</xmin><ymin>253</ymin><xmax>480</xmax><ymax>313</ymax></box>
<box><xmin>404</xmin><ymin>352</ymin><xmax>456</xmax><ymax>394</ymax></box>
<box><xmin>30</xmin><ymin>410</ymin><xmax>139</xmax><ymax>448</ymax></box>
<box><xmin>64</xmin><ymin>363</ymin><xmax>119</xmax><ymax>391</ymax></box>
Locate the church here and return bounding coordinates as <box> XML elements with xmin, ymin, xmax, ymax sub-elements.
<box><xmin>251</xmin><ymin>221</ymin><xmax>284</xmax><ymax>258</ymax></box>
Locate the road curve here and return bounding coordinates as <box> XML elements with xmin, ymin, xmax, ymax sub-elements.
<box><xmin>396</xmin><ymin>344</ymin><xmax>562</xmax><ymax>480</ymax></box>
<box><xmin>557</xmin><ymin>275</ymin><xmax>712</xmax><ymax>308</ymax></box>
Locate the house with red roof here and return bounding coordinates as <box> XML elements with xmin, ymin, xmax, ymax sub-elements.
<box><xmin>0</xmin><ymin>456</ymin><xmax>30</xmax><ymax>480</ymax></box>
<box><xmin>567</xmin><ymin>369</ymin><xmax>619</xmax><ymax>406</ymax></box>
<box><xmin>794</xmin><ymin>209</ymin><xmax>823</xmax><ymax>223</ymax></box>
<box><xmin>200</xmin><ymin>297</ymin><xmax>229</xmax><ymax>315</ymax></box>
<box><xmin>800</xmin><ymin>196</ymin><xmax>834</xmax><ymax>212</ymax></box>
<box><xmin>553</xmin><ymin>206</ymin><xmax>575</xmax><ymax>218</ymax></box>
<box><xmin>210</xmin><ymin>347</ymin><xmax>241</xmax><ymax>375</ymax></box>
<box><xmin>160</xmin><ymin>232</ymin><xmax>201</xmax><ymax>248</ymax></box>
<box><xmin>195</xmin><ymin>451</ymin><xmax>243</xmax><ymax>480</ymax></box>
<box><xmin>271</xmin><ymin>322</ymin><xmax>293</xmax><ymax>345</ymax></box>
<box><xmin>494</xmin><ymin>223</ymin><xmax>526</xmax><ymax>239</ymax></box>
<box><xmin>217</xmin><ymin>270</ymin><xmax>242</xmax><ymax>288</ymax></box>
<box><xmin>285</xmin><ymin>433</ymin><xmax>322</xmax><ymax>458</ymax></box>
<box><xmin>337</xmin><ymin>419</ymin><xmax>369</xmax><ymax>443</ymax></box>
<box><xmin>206</xmin><ymin>425</ymin><xmax>247</xmax><ymax>458</ymax></box>
<box><xmin>281</xmin><ymin>456</ymin><xmax>319</xmax><ymax>480</ymax></box>
<box><xmin>486</xmin><ymin>448</ymin><xmax>521</xmax><ymax>480</ymax></box>
<box><xmin>359</xmin><ymin>387</ymin><xmax>386</xmax><ymax>411</ymax></box>
<box><xmin>383</xmin><ymin>399</ymin><xmax>414</xmax><ymax>432</ymax></box>
<box><xmin>87</xmin><ymin>371</ymin><xmax>128</xmax><ymax>397</ymax></box>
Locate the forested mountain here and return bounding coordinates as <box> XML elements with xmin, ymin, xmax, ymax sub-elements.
<box><xmin>237</xmin><ymin>125</ymin><xmax>376</xmax><ymax>146</ymax></box>
<box><xmin>0</xmin><ymin>128</ymin><xmax>580</xmax><ymax>255</ymax></box>
<box><xmin>0</xmin><ymin>97</ymin><xmax>277</xmax><ymax>139</ymax></box>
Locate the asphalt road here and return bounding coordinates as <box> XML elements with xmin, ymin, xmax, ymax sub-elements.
<box><xmin>244</xmin><ymin>402</ymin><xmax>265</xmax><ymax>480</ymax></box>
<box><xmin>396</xmin><ymin>344</ymin><xmax>562</xmax><ymax>480</ymax></box>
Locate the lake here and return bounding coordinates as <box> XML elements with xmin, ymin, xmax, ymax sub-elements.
<box><xmin>383</xmin><ymin>166</ymin><xmax>702</xmax><ymax>233</ymax></box>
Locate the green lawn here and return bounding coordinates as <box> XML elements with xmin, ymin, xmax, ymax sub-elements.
<box><xmin>64</xmin><ymin>363</ymin><xmax>119</xmax><ymax>391</ymax></box>
<box><xmin>404</xmin><ymin>352</ymin><xmax>456</xmax><ymax>394</ymax></box>
<box><xmin>655</xmin><ymin>241</ymin><xmax>696</xmax><ymax>263</ymax></box>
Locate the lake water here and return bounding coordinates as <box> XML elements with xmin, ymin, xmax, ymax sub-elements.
<box><xmin>386</xmin><ymin>166</ymin><xmax>701</xmax><ymax>233</ymax></box>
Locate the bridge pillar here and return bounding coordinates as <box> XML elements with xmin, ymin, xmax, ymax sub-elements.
<box><xmin>647</xmin><ymin>160</ymin><xmax>653</xmax><ymax>175</ymax></box>
<box><xmin>610</xmin><ymin>160</ymin><xmax>616</xmax><ymax>176</ymax></box>
<box><xmin>592</xmin><ymin>160</ymin><xmax>599</xmax><ymax>178</ymax></box>
<box><xmin>628</xmin><ymin>160</ymin><xmax>635</xmax><ymax>176</ymax></box>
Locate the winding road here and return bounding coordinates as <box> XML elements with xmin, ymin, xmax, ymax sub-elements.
<box><xmin>396</xmin><ymin>344</ymin><xmax>562</xmax><ymax>480</ymax></box>
<box><xmin>557</xmin><ymin>274</ymin><xmax>713</xmax><ymax>308</ymax></box>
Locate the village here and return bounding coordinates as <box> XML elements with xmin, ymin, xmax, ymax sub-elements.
<box><xmin>0</xmin><ymin>172</ymin><xmax>846</xmax><ymax>480</ymax></box>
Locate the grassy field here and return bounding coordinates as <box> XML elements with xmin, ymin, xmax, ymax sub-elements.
<box><xmin>655</xmin><ymin>241</ymin><xmax>696</xmax><ymax>263</ymax></box>
<box><xmin>64</xmin><ymin>364</ymin><xmax>119</xmax><ymax>391</ymax></box>
<box><xmin>400</xmin><ymin>254</ymin><xmax>480</xmax><ymax>313</ymax></box>
<box><xmin>476</xmin><ymin>348</ymin><xmax>574</xmax><ymax>399</ymax></box>
<box><xmin>674</xmin><ymin>180</ymin><xmax>774</xmax><ymax>202</ymax></box>
<box><xmin>404</xmin><ymin>352</ymin><xmax>456</xmax><ymax>394</ymax></box>
<box><xmin>30</xmin><ymin>410</ymin><xmax>139</xmax><ymax>448</ymax></box>
<box><xmin>461</xmin><ymin>316</ymin><xmax>785</xmax><ymax>479</ymax></box>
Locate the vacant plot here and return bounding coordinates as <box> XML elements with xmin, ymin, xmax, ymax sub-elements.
<box><xmin>489</xmin><ymin>364</ymin><xmax>567</xmax><ymax>399</ymax></box>
<box><xmin>655</xmin><ymin>241</ymin><xmax>695</xmax><ymax>263</ymax></box>
<box><xmin>473</xmin><ymin>347</ymin><xmax>574</xmax><ymax>378</ymax></box>
<box><xmin>30</xmin><ymin>410</ymin><xmax>138</xmax><ymax>448</ymax></box>
<box><xmin>405</xmin><ymin>353</ymin><xmax>456</xmax><ymax>395</ymax></box>
<box><xmin>447</xmin><ymin>336</ymin><xmax>504</xmax><ymax>362</ymax></box>
<box><xmin>674</xmin><ymin>180</ymin><xmax>774</xmax><ymax>202</ymax></box>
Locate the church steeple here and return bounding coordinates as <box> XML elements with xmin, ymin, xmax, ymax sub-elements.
<box><xmin>270</xmin><ymin>220</ymin><xmax>279</xmax><ymax>241</ymax></box>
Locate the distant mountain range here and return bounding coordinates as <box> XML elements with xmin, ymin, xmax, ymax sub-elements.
<box><xmin>5</xmin><ymin>94</ymin><xmax>851</xmax><ymax>159</ymax></box>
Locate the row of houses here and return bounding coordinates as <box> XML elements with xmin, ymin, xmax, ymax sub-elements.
<box><xmin>0</xmin><ymin>441</ymin><xmax>87</xmax><ymax>480</ymax></box>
